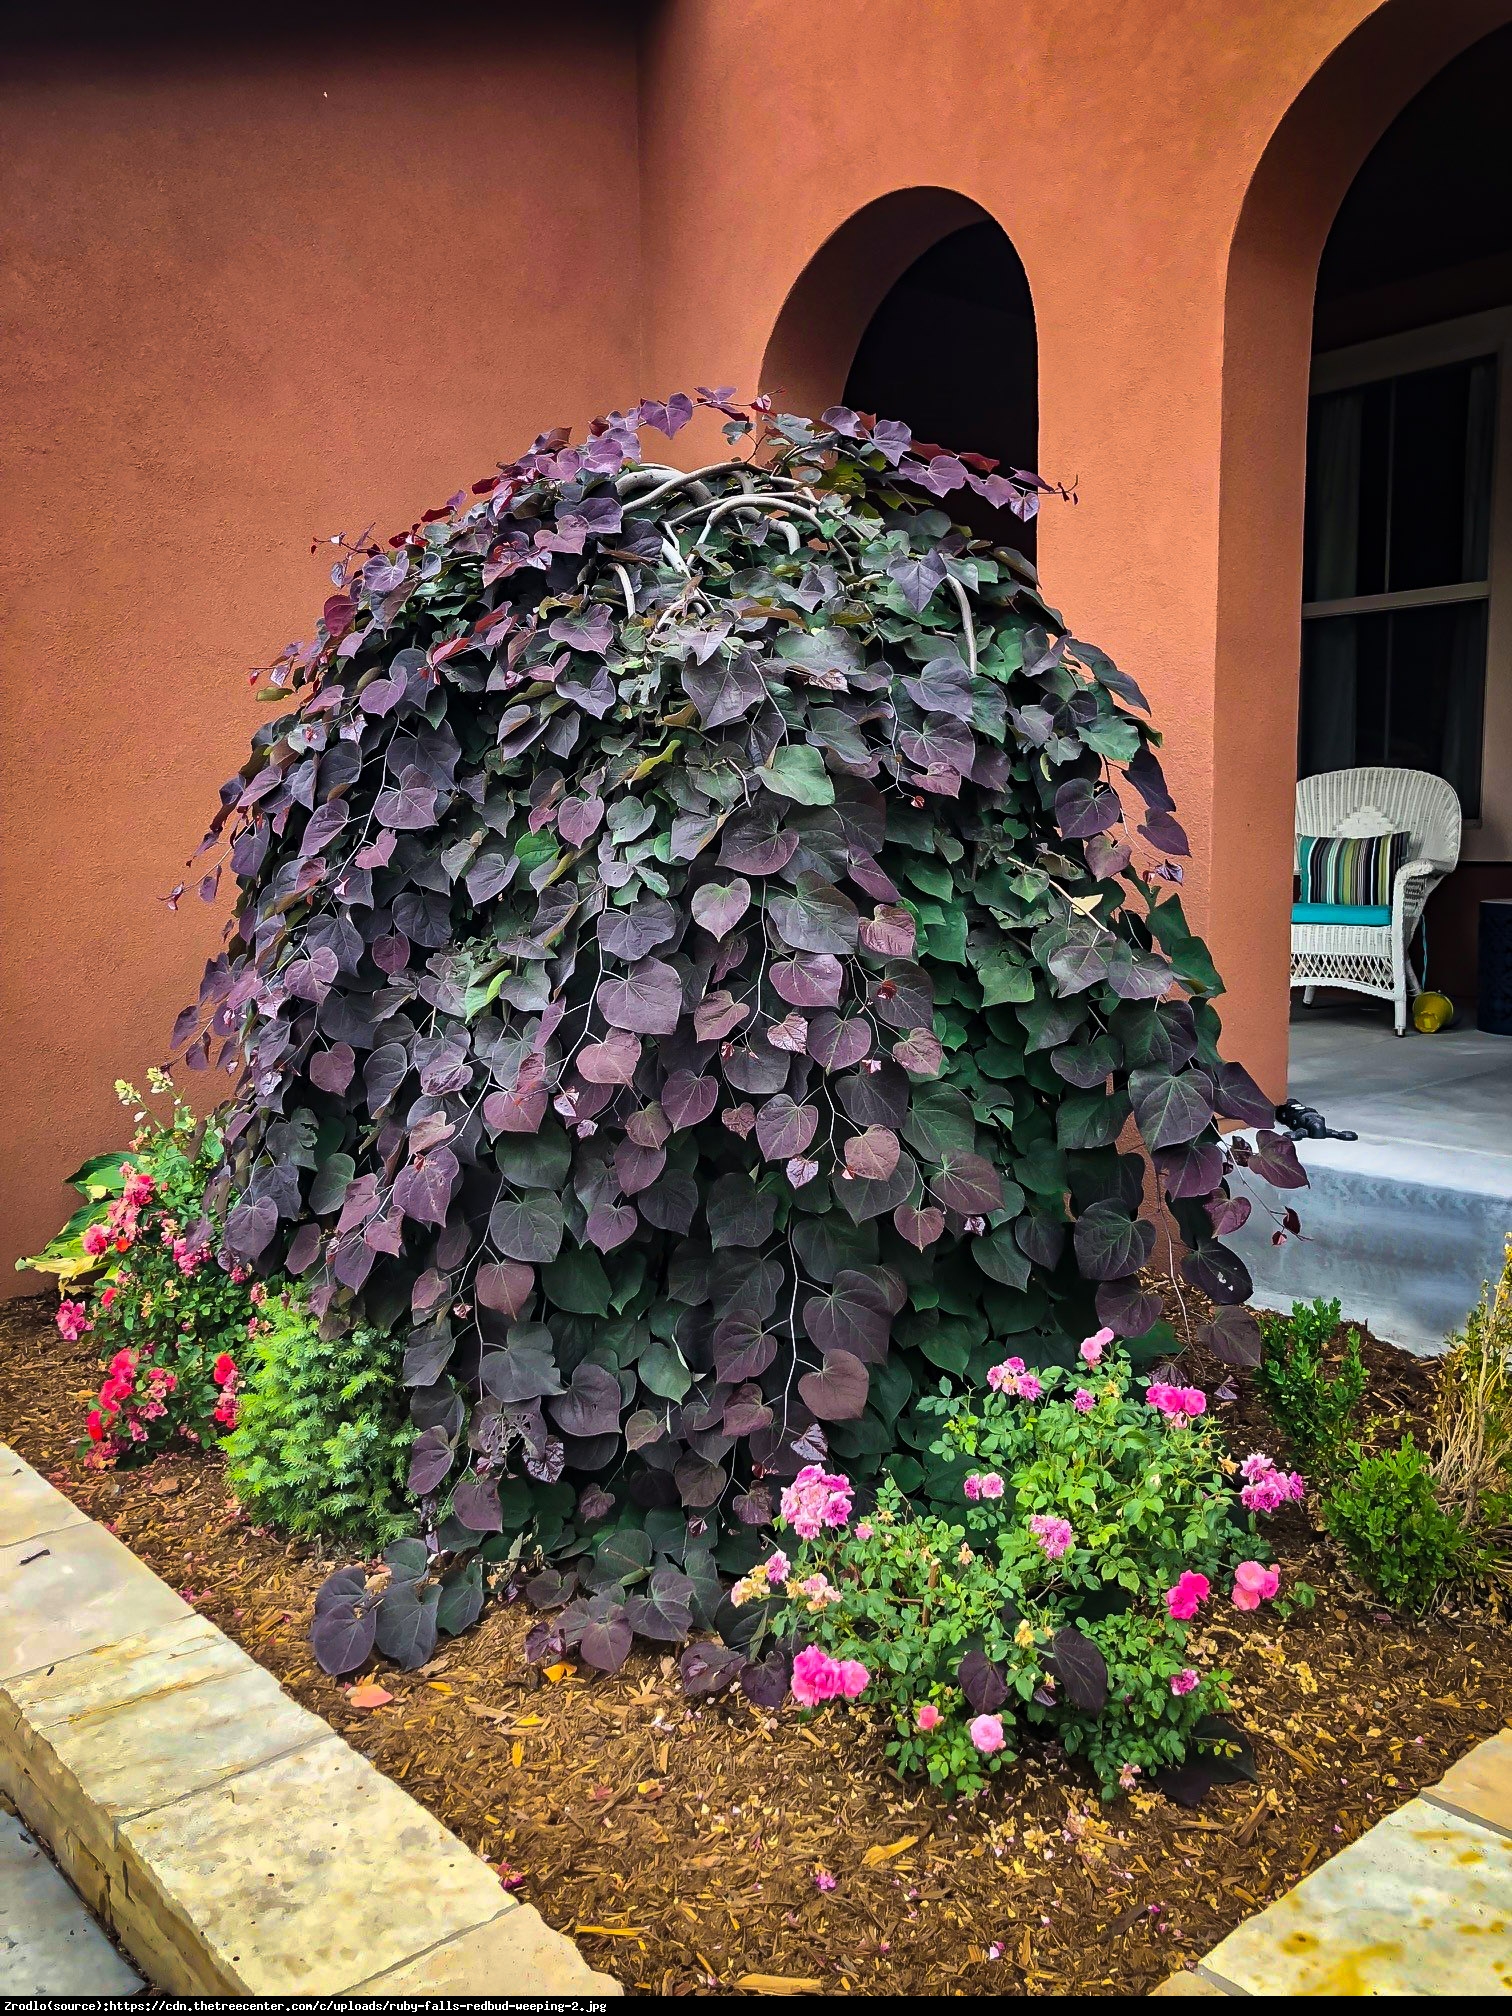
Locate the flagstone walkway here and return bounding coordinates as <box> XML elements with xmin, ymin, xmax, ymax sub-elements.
<box><xmin>1155</xmin><ymin>1729</ymin><xmax>1512</xmax><ymax>1994</ymax></box>
<box><xmin>0</xmin><ymin>1439</ymin><xmax>618</xmax><ymax>1998</ymax></box>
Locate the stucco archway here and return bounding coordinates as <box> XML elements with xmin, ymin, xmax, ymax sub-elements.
<box><xmin>1212</xmin><ymin>0</ymin><xmax>1512</xmax><ymax>1090</ymax></box>
<box><xmin>760</xmin><ymin>190</ymin><xmax>1036</xmax><ymax>495</ymax></box>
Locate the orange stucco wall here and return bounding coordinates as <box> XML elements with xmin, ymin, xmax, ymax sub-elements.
<box><xmin>0</xmin><ymin>16</ymin><xmax>642</xmax><ymax>1280</ymax></box>
<box><xmin>4</xmin><ymin>0</ymin><xmax>1510</xmax><ymax>1284</ymax></box>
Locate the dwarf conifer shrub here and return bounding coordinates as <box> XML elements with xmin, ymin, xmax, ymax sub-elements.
<box><xmin>174</xmin><ymin>392</ymin><xmax>1301</xmax><ymax>1674</ymax></box>
<box><xmin>224</xmin><ymin>1286</ymin><xmax>414</xmax><ymax>1547</ymax></box>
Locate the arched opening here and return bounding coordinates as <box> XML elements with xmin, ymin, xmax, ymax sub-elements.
<box><xmin>1304</xmin><ymin>26</ymin><xmax>1512</xmax><ymax>1002</ymax></box>
<box><xmin>1215</xmin><ymin>0</ymin><xmax>1512</xmax><ymax>1346</ymax></box>
<box><xmin>762</xmin><ymin>190</ymin><xmax>1037</xmax><ymax>543</ymax></box>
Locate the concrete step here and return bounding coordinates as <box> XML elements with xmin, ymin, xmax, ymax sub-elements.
<box><xmin>1228</xmin><ymin>1135</ymin><xmax>1512</xmax><ymax>1355</ymax></box>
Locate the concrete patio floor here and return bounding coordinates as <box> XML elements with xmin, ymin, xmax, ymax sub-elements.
<box><xmin>1230</xmin><ymin>998</ymin><xmax>1512</xmax><ymax>1353</ymax></box>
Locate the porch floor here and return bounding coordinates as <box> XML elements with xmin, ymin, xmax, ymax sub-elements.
<box><xmin>1230</xmin><ymin>999</ymin><xmax>1512</xmax><ymax>1354</ymax></box>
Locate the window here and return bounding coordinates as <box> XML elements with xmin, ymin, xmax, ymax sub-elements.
<box><xmin>1299</xmin><ymin>353</ymin><xmax>1496</xmax><ymax>816</ymax></box>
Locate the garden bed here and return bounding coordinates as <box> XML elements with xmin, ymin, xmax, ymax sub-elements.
<box><xmin>3</xmin><ymin>1290</ymin><xmax>1508</xmax><ymax>1998</ymax></box>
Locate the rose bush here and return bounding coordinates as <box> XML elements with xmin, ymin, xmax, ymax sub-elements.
<box><xmin>19</xmin><ymin>1073</ymin><xmax>254</xmax><ymax>1465</ymax></box>
<box><xmin>739</xmin><ymin>1333</ymin><xmax>1307</xmax><ymax>1797</ymax></box>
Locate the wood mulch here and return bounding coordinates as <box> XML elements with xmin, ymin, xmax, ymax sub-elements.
<box><xmin>2</xmin><ymin>1290</ymin><xmax>1508</xmax><ymax>1997</ymax></box>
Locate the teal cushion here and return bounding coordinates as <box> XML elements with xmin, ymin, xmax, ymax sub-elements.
<box><xmin>1292</xmin><ymin>902</ymin><xmax>1391</xmax><ymax>926</ymax></box>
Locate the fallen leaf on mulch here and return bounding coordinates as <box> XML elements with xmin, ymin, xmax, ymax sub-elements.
<box><xmin>861</xmin><ymin>1833</ymin><xmax>922</xmax><ymax>1866</ymax></box>
<box><xmin>347</xmin><ymin>1683</ymin><xmax>394</xmax><ymax>1710</ymax></box>
<box><xmin>737</xmin><ymin>1975</ymin><xmax>822</xmax><ymax>1994</ymax></box>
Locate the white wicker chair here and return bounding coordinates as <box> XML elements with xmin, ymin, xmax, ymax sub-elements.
<box><xmin>1291</xmin><ymin>768</ymin><xmax>1462</xmax><ymax>1036</ymax></box>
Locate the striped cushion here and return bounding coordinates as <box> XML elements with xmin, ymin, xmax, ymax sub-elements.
<box><xmin>1296</xmin><ymin>831</ymin><xmax>1410</xmax><ymax>908</ymax></box>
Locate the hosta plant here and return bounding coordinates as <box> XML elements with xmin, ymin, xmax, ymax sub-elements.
<box><xmin>170</xmin><ymin>390</ymin><xmax>1302</xmax><ymax>1674</ymax></box>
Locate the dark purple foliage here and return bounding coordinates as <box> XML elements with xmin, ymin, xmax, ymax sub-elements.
<box><xmin>177</xmin><ymin>392</ymin><xmax>1297</xmax><ymax>1675</ymax></box>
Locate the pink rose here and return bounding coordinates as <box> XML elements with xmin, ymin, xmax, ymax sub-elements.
<box><xmin>82</xmin><ymin>1223</ymin><xmax>110</xmax><ymax>1257</ymax></box>
<box><xmin>915</xmin><ymin>1702</ymin><xmax>942</xmax><ymax>1732</ymax></box>
<box><xmin>1170</xmin><ymin>1668</ymin><xmax>1200</xmax><ymax>1696</ymax></box>
<box><xmin>764</xmin><ymin>1550</ymin><xmax>790</xmax><ymax>1585</ymax></box>
<box><xmin>55</xmin><ymin>1299</ymin><xmax>93</xmax><ymax>1342</ymax></box>
<box><xmin>1017</xmin><ymin>1374</ymin><xmax>1043</xmax><ymax>1402</ymax></box>
<box><xmin>963</xmin><ymin>1473</ymin><xmax>983</xmax><ymax>1502</ymax></box>
<box><xmin>837</xmin><ymin>1659</ymin><xmax>870</xmax><ymax>1700</ymax></box>
<box><xmin>1080</xmin><ymin>1327</ymin><xmax>1113</xmax><ymax>1366</ymax></box>
<box><xmin>1165</xmin><ymin>1571</ymin><xmax>1211</xmax><ymax>1621</ymax></box>
<box><xmin>1028</xmin><ymin>1513</ymin><xmax>1075</xmax><ymax>1560</ymax></box>
<box><xmin>780</xmin><ymin>1465</ymin><xmax>854</xmax><ymax>1540</ymax></box>
<box><xmin>1231</xmin><ymin>1560</ymin><xmax>1280</xmax><ymax>1611</ymax></box>
<box><xmin>969</xmin><ymin>1713</ymin><xmax>1007</xmax><ymax>1755</ymax></box>
<box><xmin>1073</xmin><ymin>1388</ymin><xmax>1096</xmax><ymax>1413</ymax></box>
<box><xmin>791</xmin><ymin>1645</ymin><xmax>843</xmax><ymax>1707</ymax></box>
<box><xmin>978</xmin><ymin>1472</ymin><xmax>1005</xmax><ymax>1500</ymax></box>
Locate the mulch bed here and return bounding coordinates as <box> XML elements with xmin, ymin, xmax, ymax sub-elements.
<box><xmin>2</xmin><ymin>1290</ymin><xmax>1508</xmax><ymax>1997</ymax></box>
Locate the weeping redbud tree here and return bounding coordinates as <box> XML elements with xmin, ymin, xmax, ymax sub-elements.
<box><xmin>175</xmin><ymin>390</ymin><xmax>1304</xmax><ymax>1678</ymax></box>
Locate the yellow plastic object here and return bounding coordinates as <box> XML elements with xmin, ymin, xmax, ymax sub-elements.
<box><xmin>1412</xmin><ymin>991</ymin><xmax>1454</xmax><ymax>1033</ymax></box>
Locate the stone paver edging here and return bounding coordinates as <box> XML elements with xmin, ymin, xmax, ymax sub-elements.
<box><xmin>0</xmin><ymin>1441</ymin><xmax>619</xmax><ymax>1998</ymax></box>
<box><xmin>1153</xmin><ymin>1729</ymin><xmax>1512</xmax><ymax>1995</ymax></box>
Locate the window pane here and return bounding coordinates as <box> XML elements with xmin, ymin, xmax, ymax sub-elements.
<box><xmin>1303</xmin><ymin>383</ymin><xmax>1389</xmax><ymax>600</ymax></box>
<box><xmin>1384</xmin><ymin>600</ymin><xmax>1486</xmax><ymax>816</ymax></box>
<box><xmin>1299</xmin><ymin>611</ymin><xmax>1388</xmax><ymax>775</ymax></box>
<box><xmin>1299</xmin><ymin>602</ymin><xmax>1486</xmax><ymax>817</ymax></box>
<box><xmin>1388</xmin><ymin>356</ymin><xmax>1497</xmax><ymax>591</ymax></box>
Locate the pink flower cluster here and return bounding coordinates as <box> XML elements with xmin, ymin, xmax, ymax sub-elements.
<box><xmin>780</xmin><ymin>1465</ymin><xmax>854</xmax><ymax>1540</ymax></box>
<box><xmin>1165</xmin><ymin>1570</ymin><xmax>1210</xmax><ymax>1620</ymax></box>
<box><xmin>211</xmin><ymin>1351</ymin><xmax>240</xmax><ymax>1429</ymax></box>
<box><xmin>122</xmin><ymin>1165</ymin><xmax>155</xmax><ymax>1209</ymax></box>
<box><xmin>1072</xmin><ymin>1387</ymin><xmax>1096</xmax><ymax>1413</ymax></box>
<box><xmin>87</xmin><ymin>1348</ymin><xmax>164</xmax><ymax>1462</ymax></box>
<box><xmin>963</xmin><ymin>1471</ymin><xmax>1005</xmax><ymax>1502</ymax></box>
<box><xmin>1239</xmin><ymin>1451</ymin><xmax>1306</xmax><ymax>1514</ymax></box>
<box><xmin>170</xmin><ymin>1234</ymin><xmax>210</xmax><ymax>1276</ymax></box>
<box><xmin>1080</xmin><ymin>1327</ymin><xmax>1114</xmax><ymax>1367</ymax></box>
<box><xmin>986</xmin><ymin>1356</ymin><xmax>1042</xmax><ymax>1401</ymax></box>
<box><xmin>1231</xmin><ymin>1560</ymin><xmax>1280</xmax><ymax>1611</ymax></box>
<box><xmin>56</xmin><ymin>1299</ymin><xmax>94</xmax><ymax>1342</ymax></box>
<box><xmin>1146</xmin><ymin>1381</ymin><xmax>1207</xmax><ymax>1419</ymax></box>
<box><xmin>799</xmin><ymin>1573</ymin><xmax>842</xmax><ymax>1608</ymax></box>
<box><xmin>790</xmin><ymin>1645</ymin><xmax>870</xmax><ymax>1706</ymax></box>
<box><xmin>764</xmin><ymin>1549</ymin><xmax>791</xmax><ymax>1585</ymax></box>
<box><xmin>1028</xmin><ymin>1513</ymin><xmax>1075</xmax><ymax>1560</ymax></box>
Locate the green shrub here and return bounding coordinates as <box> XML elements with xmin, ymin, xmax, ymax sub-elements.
<box><xmin>1255</xmin><ymin>1297</ymin><xmax>1366</xmax><ymax>1472</ymax></box>
<box><xmin>225</xmin><ymin>1286</ymin><xmax>414</xmax><ymax>1547</ymax></box>
<box><xmin>1323</xmin><ymin>1434</ymin><xmax>1479</xmax><ymax>1614</ymax></box>
<box><xmin>741</xmin><ymin>1335</ymin><xmax>1288</xmax><ymax>1799</ymax></box>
